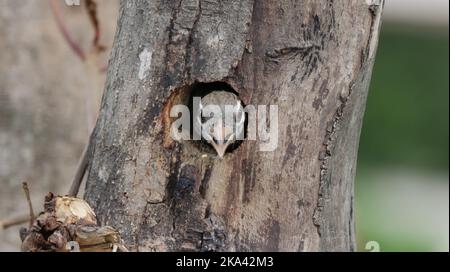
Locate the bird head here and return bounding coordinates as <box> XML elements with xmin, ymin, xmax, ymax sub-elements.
<box><xmin>194</xmin><ymin>91</ymin><xmax>245</xmax><ymax>158</ymax></box>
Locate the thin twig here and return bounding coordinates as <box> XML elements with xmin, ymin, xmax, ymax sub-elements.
<box><xmin>49</xmin><ymin>0</ymin><xmax>86</xmax><ymax>61</ymax></box>
<box><xmin>22</xmin><ymin>182</ymin><xmax>35</xmax><ymax>230</ymax></box>
<box><xmin>0</xmin><ymin>215</ymin><xmax>29</xmax><ymax>230</ymax></box>
<box><xmin>85</xmin><ymin>0</ymin><xmax>106</xmax><ymax>52</ymax></box>
<box><xmin>68</xmin><ymin>142</ymin><xmax>90</xmax><ymax>197</ymax></box>
<box><xmin>68</xmin><ymin>126</ymin><xmax>96</xmax><ymax>197</ymax></box>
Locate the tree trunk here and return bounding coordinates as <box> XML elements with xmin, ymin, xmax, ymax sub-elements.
<box><xmin>84</xmin><ymin>0</ymin><xmax>384</xmax><ymax>252</ymax></box>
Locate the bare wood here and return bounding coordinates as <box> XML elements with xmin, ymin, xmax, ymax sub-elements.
<box><xmin>85</xmin><ymin>0</ymin><xmax>384</xmax><ymax>251</ymax></box>
<box><xmin>67</xmin><ymin>123</ymin><xmax>98</xmax><ymax>197</ymax></box>
<box><xmin>0</xmin><ymin>215</ymin><xmax>29</xmax><ymax>230</ymax></box>
<box><xmin>21</xmin><ymin>182</ymin><xmax>35</xmax><ymax>229</ymax></box>
<box><xmin>68</xmin><ymin>140</ymin><xmax>90</xmax><ymax>197</ymax></box>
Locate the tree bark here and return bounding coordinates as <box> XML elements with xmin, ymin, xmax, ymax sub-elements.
<box><xmin>84</xmin><ymin>0</ymin><xmax>384</xmax><ymax>252</ymax></box>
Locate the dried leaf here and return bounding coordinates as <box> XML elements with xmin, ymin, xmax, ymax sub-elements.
<box><xmin>21</xmin><ymin>193</ymin><xmax>126</xmax><ymax>252</ymax></box>
<box><xmin>55</xmin><ymin>196</ymin><xmax>97</xmax><ymax>225</ymax></box>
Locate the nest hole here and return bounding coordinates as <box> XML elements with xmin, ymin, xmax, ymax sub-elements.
<box><xmin>163</xmin><ymin>81</ymin><xmax>247</xmax><ymax>157</ymax></box>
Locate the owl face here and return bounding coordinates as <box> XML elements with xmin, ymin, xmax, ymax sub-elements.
<box><xmin>194</xmin><ymin>92</ymin><xmax>245</xmax><ymax>158</ymax></box>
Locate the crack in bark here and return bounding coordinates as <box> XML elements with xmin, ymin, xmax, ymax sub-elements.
<box><xmin>161</xmin><ymin>0</ymin><xmax>184</xmax><ymax>89</ymax></box>
<box><xmin>348</xmin><ymin>195</ymin><xmax>355</xmax><ymax>251</ymax></box>
<box><xmin>364</xmin><ymin>0</ymin><xmax>384</xmax><ymax>65</ymax></box>
<box><xmin>185</xmin><ymin>0</ymin><xmax>202</xmax><ymax>81</ymax></box>
<box><xmin>132</xmin><ymin>145</ymin><xmax>144</xmax><ymax>251</ymax></box>
<box><xmin>265</xmin><ymin>44</ymin><xmax>319</xmax><ymax>60</ymax></box>
<box><xmin>134</xmin><ymin>202</ymin><xmax>147</xmax><ymax>252</ymax></box>
<box><xmin>313</xmin><ymin>79</ymin><xmax>354</xmax><ymax>234</ymax></box>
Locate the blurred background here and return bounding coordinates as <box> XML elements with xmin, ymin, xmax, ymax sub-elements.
<box><xmin>0</xmin><ymin>0</ymin><xmax>120</xmax><ymax>251</ymax></box>
<box><xmin>356</xmin><ymin>0</ymin><xmax>449</xmax><ymax>251</ymax></box>
<box><xmin>0</xmin><ymin>0</ymin><xmax>448</xmax><ymax>251</ymax></box>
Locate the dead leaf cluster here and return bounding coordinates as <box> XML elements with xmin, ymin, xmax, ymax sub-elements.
<box><xmin>20</xmin><ymin>192</ymin><xmax>127</xmax><ymax>252</ymax></box>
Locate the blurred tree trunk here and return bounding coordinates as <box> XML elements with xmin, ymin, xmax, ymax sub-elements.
<box><xmin>85</xmin><ymin>0</ymin><xmax>384</xmax><ymax>251</ymax></box>
<box><xmin>0</xmin><ymin>0</ymin><xmax>118</xmax><ymax>251</ymax></box>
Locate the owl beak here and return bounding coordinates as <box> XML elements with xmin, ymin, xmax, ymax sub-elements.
<box><xmin>209</xmin><ymin>122</ymin><xmax>229</xmax><ymax>159</ymax></box>
<box><xmin>213</xmin><ymin>142</ymin><xmax>227</xmax><ymax>158</ymax></box>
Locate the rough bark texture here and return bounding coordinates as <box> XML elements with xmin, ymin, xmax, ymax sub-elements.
<box><xmin>85</xmin><ymin>0</ymin><xmax>384</xmax><ymax>251</ymax></box>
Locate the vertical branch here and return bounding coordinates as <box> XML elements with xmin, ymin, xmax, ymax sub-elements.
<box><xmin>68</xmin><ymin>141</ymin><xmax>90</xmax><ymax>197</ymax></box>
<box><xmin>0</xmin><ymin>215</ymin><xmax>29</xmax><ymax>230</ymax></box>
<box><xmin>49</xmin><ymin>0</ymin><xmax>86</xmax><ymax>61</ymax></box>
<box><xmin>21</xmin><ymin>182</ymin><xmax>35</xmax><ymax>230</ymax></box>
<box><xmin>85</xmin><ymin>0</ymin><xmax>105</xmax><ymax>52</ymax></box>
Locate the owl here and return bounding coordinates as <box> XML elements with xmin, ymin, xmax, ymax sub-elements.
<box><xmin>194</xmin><ymin>91</ymin><xmax>245</xmax><ymax>158</ymax></box>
